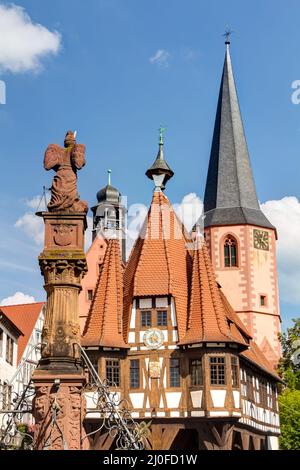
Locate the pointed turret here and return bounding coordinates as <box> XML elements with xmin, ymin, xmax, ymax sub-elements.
<box><xmin>124</xmin><ymin>137</ymin><xmax>191</xmax><ymax>342</ymax></box>
<box><xmin>180</xmin><ymin>232</ymin><xmax>250</xmax><ymax>347</ymax></box>
<box><xmin>204</xmin><ymin>40</ymin><xmax>273</xmax><ymax>229</ymax></box>
<box><xmin>82</xmin><ymin>238</ymin><xmax>128</xmax><ymax>348</ymax></box>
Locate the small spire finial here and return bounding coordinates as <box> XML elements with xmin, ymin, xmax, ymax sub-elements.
<box><xmin>223</xmin><ymin>27</ymin><xmax>233</xmax><ymax>45</ymax></box>
<box><xmin>158</xmin><ymin>125</ymin><xmax>167</xmax><ymax>145</ymax></box>
<box><xmin>107</xmin><ymin>169</ymin><xmax>112</xmax><ymax>186</ymax></box>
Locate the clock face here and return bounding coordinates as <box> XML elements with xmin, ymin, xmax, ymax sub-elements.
<box><xmin>143</xmin><ymin>328</ymin><xmax>164</xmax><ymax>350</ymax></box>
<box><xmin>253</xmin><ymin>229</ymin><xmax>269</xmax><ymax>251</ymax></box>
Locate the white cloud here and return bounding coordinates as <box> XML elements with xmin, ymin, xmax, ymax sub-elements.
<box><xmin>25</xmin><ymin>194</ymin><xmax>49</xmax><ymax>211</ymax></box>
<box><xmin>1</xmin><ymin>291</ymin><xmax>35</xmax><ymax>306</ymax></box>
<box><xmin>16</xmin><ymin>196</ymin><xmax>93</xmax><ymax>249</ymax></box>
<box><xmin>15</xmin><ymin>212</ymin><xmax>44</xmax><ymax>245</ymax></box>
<box><xmin>15</xmin><ymin>195</ymin><xmax>50</xmax><ymax>245</ymax></box>
<box><xmin>261</xmin><ymin>196</ymin><xmax>300</xmax><ymax>304</ymax></box>
<box><xmin>0</xmin><ymin>4</ymin><xmax>61</xmax><ymax>73</ymax></box>
<box><xmin>174</xmin><ymin>193</ymin><xmax>203</xmax><ymax>232</ymax></box>
<box><xmin>125</xmin><ymin>193</ymin><xmax>203</xmax><ymax>259</ymax></box>
<box><xmin>181</xmin><ymin>47</ymin><xmax>198</xmax><ymax>61</ymax></box>
<box><xmin>149</xmin><ymin>49</ymin><xmax>170</xmax><ymax>67</ymax></box>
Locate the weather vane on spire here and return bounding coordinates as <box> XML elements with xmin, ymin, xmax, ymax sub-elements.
<box><xmin>158</xmin><ymin>125</ymin><xmax>167</xmax><ymax>145</ymax></box>
<box><xmin>223</xmin><ymin>27</ymin><xmax>233</xmax><ymax>45</ymax></box>
<box><xmin>107</xmin><ymin>169</ymin><xmax>112</xmax><ymax>186</ymax></box>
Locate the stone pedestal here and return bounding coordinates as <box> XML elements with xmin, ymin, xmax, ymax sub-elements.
<box><xmin>32</xmin><ymin>372</ymin><xmax>88</xmax><ymax>450</ymax></box>
<box><xmin>32</xmin><ymin>211</ymin><xmax>88</xmax><ymax>450</ymax></box>
<box><xmin>37</xmin><ymin>212</ymin><xmax>87</xmax><ymax>371</ymax></box>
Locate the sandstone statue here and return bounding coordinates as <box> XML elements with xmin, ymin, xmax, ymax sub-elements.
<box><xmin>44</xmin><ymin>130</ymin><xmax>88</xmax><ymax>213</ymax></box>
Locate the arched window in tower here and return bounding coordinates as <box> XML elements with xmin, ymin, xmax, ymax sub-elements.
<box><xmin>224</xmin><ymin>236</ymin><xmax>237</xmax><ymax>267</ymax></box>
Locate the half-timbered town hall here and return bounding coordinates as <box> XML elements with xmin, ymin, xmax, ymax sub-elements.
<box><xmin>80</xmin><ymin>40</ymin><xmax>281</xmax><ymax>451</ymax></box>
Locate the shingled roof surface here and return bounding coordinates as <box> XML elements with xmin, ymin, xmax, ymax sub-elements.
<box><xmin>180</xmin><ymin>236</ymin><xmax>250</xmax><ymax>347</ymax></box>
<box><xmin>203</xmin><ymin>44</ymin><xmax>274</xmax><ymax>230</ymax></box>
<box><xmin>124</xmin><ymin>190</ymin><xmax>192</xmax><ymax>342</ymax></box>
<box><xmin>1</xmin><ymin>302</ymin><xmax>44</xmax><ymax>363</ymax></box>
<box><xmin>82</xmin><ymin>238</ymin><xmax>127</xmax><ymax>348</ymax></box>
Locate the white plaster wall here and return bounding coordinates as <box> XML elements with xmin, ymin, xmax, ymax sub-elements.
<box><xmin>166</xmin><ymin>392</ymin><xmax>181</xmax><ymax>408</ymax></box>
<box><xmin>128</xmin><ymin>332</ymin><xmax>135</xmax><ymax>343</ymax></box>
<box><xmin>139</xmin><ymin>298</ymin><xmax>152</xmax><ymax>309</ymax></box>
<box><xmin>129</xmin><ymin>300</ymin><xmax>136</xmax><ymax>329</ymax></box>
<box><xmin>267</xmin><ymin>436</ymin><xmax>279</xmax><ymax>450</ymax></box>
<box><xmin>170</xmin><ymin>298</ymin><xmax>177</xmax><ymax>327</ymax></box>
<box><xmin>0</xmin><ymin>323</ymin><xmax>18</xmax><ymax>385</ymax></box>
<box><xmin>129</xmin><ymin>393</ymin><xmax>144</xmax><ymax>409</ymax></box>
<box><xmin>210</xmin><ymin>411</ymin><xmax>229</xmax><ymax>417</ymax></box>
<box><xmin>233</xmin><ymin>390</ymin><xmax>240</xmax><ymax>408</ymax></box>
<box><xmin>190</xmin><ymin>390</ymin><xmax>203</xmax><ymax>408</ymax></box>
<box><xmin>210</xmin><ymin>389</ymin><xmax>226</xmax><ymax>407</ymax></box>
<box><xmin>156</xmin><ymin>297</ymin><xmax>168</xmax><ymax>308</ymax></box>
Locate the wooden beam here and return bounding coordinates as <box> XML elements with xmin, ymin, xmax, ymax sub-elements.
<box><xmin>151</xmin><ymin>425</ymin><xmax>163</xmax><ymax>450</ymax></box>
<box><xmin>162</xmin><ymin>426</ymin><xmax>180</xmax><ymax>449</ymax></box>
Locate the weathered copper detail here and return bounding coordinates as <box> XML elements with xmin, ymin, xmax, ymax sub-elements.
<box><xmin>44</xmin><ymin>130</ymin><xmax>88</xmax><ymax>213</ymax></box>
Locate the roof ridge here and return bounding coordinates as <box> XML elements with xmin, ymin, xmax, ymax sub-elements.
<box><xmin>225</xmin><ymin>48</ymin><xmax>242</xmax><ymax>208</ymax></box>
<box><xmin>160</xmin><ymin>192</ymin><xmax>173</xmax><ymax>292</ymax></box>
<box><xmin>82</xmin><ymin>238</ymin><xmax>126</xmax><ymax>347</ymax></box>
<box><xmin>0</xmin><ymin>301</ymin><xmax>45</xmax><ymax>308</ymax></box>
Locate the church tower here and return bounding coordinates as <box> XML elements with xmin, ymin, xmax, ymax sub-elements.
<box><xmin>91</xmin><ymin>169</ymin><xmax>126</xmax><ymax>262</ymax></box>
<box><xmin>203</xmin><ymin>39</ymin><xmax>281</xmax><ymax>367</ymax></box>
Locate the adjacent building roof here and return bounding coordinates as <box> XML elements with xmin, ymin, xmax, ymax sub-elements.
<box><xmin>241</xmin><ymin>340</ymin><xmax>281</xmax><ymax>382</ymax></box>
<box><xmin>203</xmin><ymin>43</ymin><xmax>274</xmax><ymax>230</ymax></box>
<box><xmin>0</xmin><ymin>302</ymin><xmax>45</xmax><ymax>363</ymax></box>
<box><xmin>82</xmin><ymin>238</ymin><xmax>128</xmax><ymax>348</ymax></box>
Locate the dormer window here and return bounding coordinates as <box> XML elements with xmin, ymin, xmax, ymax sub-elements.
<box><xmin>157</xmin><ymin>310</ymin><xmax>168</xmax><ymax>327</ymax></box>
<box><xmin>141</xmin><ymin>311</ymin><xmax>152</xmax><ymax>328</ymax></box>
<box><xmin>224</xmin><ymin>236</ymin><xmax>237</xmax><ymax>267</ymax></box>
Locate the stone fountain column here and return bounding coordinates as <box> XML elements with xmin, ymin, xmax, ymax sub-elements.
<box><xmin>32</xmin><ymin>131</ymin><xmax>89</xmax><ymax>450</ymax></box>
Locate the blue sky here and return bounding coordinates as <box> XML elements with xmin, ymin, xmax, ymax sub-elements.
<box><xmin>0</xmin><ymin>0</ymin><xmax>300</xmax><ymax>330</ymax></box>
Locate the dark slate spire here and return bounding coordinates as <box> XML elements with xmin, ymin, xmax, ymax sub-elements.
<box><xmin>204</xmin><ymin>40</ymin><xmax>274</xmax><ymax>230</ymax></box>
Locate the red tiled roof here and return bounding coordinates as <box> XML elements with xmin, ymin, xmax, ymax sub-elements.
<box><xmin>82</xmin><ymin>238</ymin><xmax>128</xmax><ymax>348</ymax></box>
<box><xmin>0</xmin><ymin>302</ymin><xmax>45</xmax><ymax>363</ymax></box>
<box><xmin>241</xmin><ymin>340</ymin><xmax>281</xmax><ymax>381</ymax></box>
<box><xmin>85</xmin><ymin>188</ymin><xmax>278</xmax><ymax>381</ymax></box>
<box><xmin>124</xmin><ymin>191</ymin><xmax>192</xmax><ymax>341</ymax></box>
<box><xmin>180</xmin><ymin>236</ymin><xmax>250</xmax><ymax>346</ymax></box>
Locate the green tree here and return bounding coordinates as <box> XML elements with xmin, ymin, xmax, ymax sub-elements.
<box><xmin>278</xmin><ymin>318</ymin><xmax>300</xmax><ymax>449</ymax></box>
